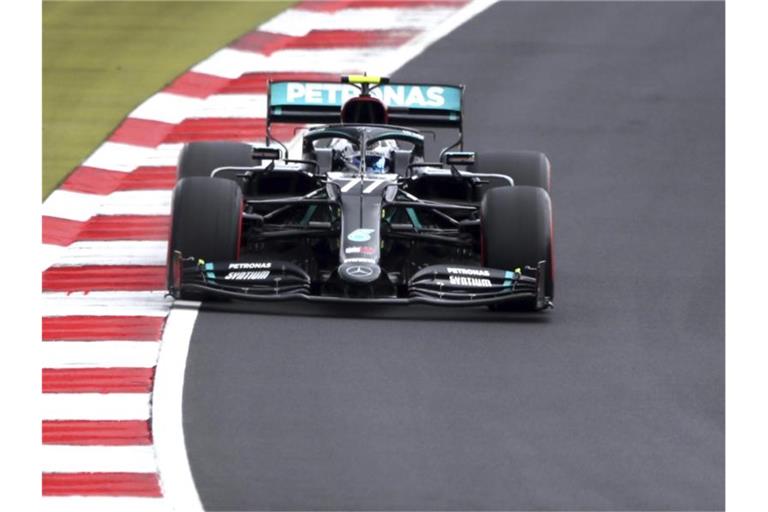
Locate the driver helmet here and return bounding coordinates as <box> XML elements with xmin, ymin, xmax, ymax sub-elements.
<box><xmin>331</xmin><ymin>139</ymin><xmax>395</xmax><ymax>174</ymax></box>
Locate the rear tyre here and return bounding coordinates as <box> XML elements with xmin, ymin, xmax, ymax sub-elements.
<box><xmin>167</xmin><ymin>177</ymin><xmax>243</xmax><ymax>300</ymax></box>
<box><xmin>471</xmin><ymin>151</ymin><xmax>551</xmax><ymax>192</ymax></box>
<box><xmin>176</xmin><ymin>141</ymin><xmax>256</xmax><ymax>180</ymax></box>
<box><xmin>481</xmin><ymin>185</ymin><xmax>554</xmax><ymax>311</ymax></box>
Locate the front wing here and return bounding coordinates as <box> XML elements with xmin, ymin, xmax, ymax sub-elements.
<box><xmin>169</xmin><ymin>251</ymin><xmax>551</xmax><ymax>309</ymax></box>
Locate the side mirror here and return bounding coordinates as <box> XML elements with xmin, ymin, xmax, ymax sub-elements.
<box><xmin>443</xmin><ymin>151</ymin><xmax>476</xmax><ymax>166</ymax></box>
<box><xmin>252</xmin><ymin>146</ymin><xmax>282</xmax><ymax>161</ymax></box>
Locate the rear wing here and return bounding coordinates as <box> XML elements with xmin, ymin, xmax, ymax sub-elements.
<box><xmin>266</xmin><ymin>79</ymin><xmax>464</xmax><ymax>142</ymax></box>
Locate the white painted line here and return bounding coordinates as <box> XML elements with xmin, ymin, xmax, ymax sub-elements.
<box><xmin>82</xmin><ymin>142</ymin><xmax>160</xmax><ymax>173</ymax></box>
<box><xmin>42</xmin><ymin>445</ymin><xmax>158</xmax><ymax>473</ymax></box>
<box><xmin>97</xmin><ymin>190</ymin><xmax>172</xmax><ymax>216</ymax></box>
<box><xmin>193</xmin><ymin>47</ymin><xmax>398</xmax><ymax>79</ymax></box>
<box><xmin>52</xmin><ymin>241</ymin><xmax>168</xmax><ymax>266</ymax></box>
<box><xmin>145</xmin><ymin>143</ymin><xmax>186</xmax><ymax>167</ymax></box>
<box><xmin>260</xmin><ymin>7</ymin><xmax>457</xmax><ymax>36</ymax></box>
<box><xmin>41</xmin><ymin>497</ymin><xmax>168</xmax><ymax>512</ymax></box>
<box><xmin>42</xmin><ymin>394</ymin><xmax>151</xmax><ymax>420</ymax></box>
<box><xmin>43</xmin><ymin>291</ymin><xmax>172</xmax><ymax>318</ymax></box>
<box><xmin>129</xmin><ymin>93</ymin><xmax>205</xmax><ymax>124</ymax></box>
<box><xmin>43</xmin><ymin>190</ymin><xmax>105</xmax><ymax>222</ymax></box>
<box><xmin>192</xmin><ymin>49</ymin><xmax>268</xmax><ymax>79</ymax></box>
<box><xmin>42</xmin><ymin>244</ymin><xmax>69</xmax><ymax>272</ymax></box>
<box><xmin>196</xmin><ymin>93</ymin><xmax>267</xmax><ymax>118</ymax></box>
<box><xmin>130</xmin><ymin>93</ymin><xmax>268</xmax><ymax>123</ymax></box>
<box><xmin>42</xmin><ymin>341</ymin><xmax>160</xmax><ymax>369</ymax></box>
<box><xmin>77</xmin><ymin>142</ymin><xmax>184</xmax><ymax>173</ymax></box>
<box><xmin>43</xmin><ymin>183</ymin><xmax>170</xmax><ymax>225</ymax></box>
<box><xmin>43</xmin><ymin>190</ymin><xmax>171</xmax><ymax>221</ymax></box>
<box><xmin>152</xmin><ymin>305</ymin><xmax>203</xmax><ymax>512</ymax></box>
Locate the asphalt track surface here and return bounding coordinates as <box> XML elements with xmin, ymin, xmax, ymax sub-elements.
<box><xmin>183</xmin><ymin>2</ymin><xmax>724</xmax><ymax>510</ymax></box>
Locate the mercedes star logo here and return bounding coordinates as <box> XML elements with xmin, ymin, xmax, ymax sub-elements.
<box><xmin>346</xmin><ymin>265</ymin><xmax>374</xmax><ymax>278</ymax></box>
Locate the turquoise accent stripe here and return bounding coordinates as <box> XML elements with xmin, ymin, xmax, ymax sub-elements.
<box><xmin>204</xmin><ymin>263</ymin><xmax>214</xmax><ymax>270</ymax></box>
<box><xmin>206</xmin><ymin>272</ymin><xmax>216</xmax><ymax>280</ymax></box>
<box><xmin>406</xmin><ymin>207</ymin><xmax>421</xmax><ymax>231</ymax></box>
<box><xmin>300</xmin><ymin>205</ymin><xmax>318</xmax><ymax>226</ymax></box>
<box><xmin>270</xmin><ymin>82</ymin><xmax>462</xmax><ymax>112</ymax></box>
<box><xmin>502</xmin><ymin>270</ymin><xmax>515</xmax><ymax>288</ymax></box>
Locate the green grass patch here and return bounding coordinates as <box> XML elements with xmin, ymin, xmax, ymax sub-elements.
<box><xmin>43</xmin><ymin>0</ymin><xmax>294</xmax><ymax>199</ymax></box>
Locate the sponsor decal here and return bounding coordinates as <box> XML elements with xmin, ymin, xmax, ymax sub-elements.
<box><xmin>449</xmin><ymin>276</ymin><xmax>492</xmax><ymax>287</ymax></box>
<box><xmin>347</xmin><ymin>228</ymin><xmax>375</xmax><ymax>242</ymax></box>
<box><xmin>344</xmin><ymin>257</ymin><xmax>377</xmax><ymax>264</ymax></box>
<box><xmin>345</xmin><ymin>265</ymin><xmax>374</xmax><ymax>278</ymax></box>
<box><xmin>345</xmin><ymin>246</ymin><xmax>376</xmax><ymax>255</ymax></box>
<box><xmin>224</xmin><ymin>271</ymin><xmax>270</xmax><ymax>280</ymax></box>
<box><xmin>228</xmin><ymin>262</ymin><xmax>272</xmax><ymax>270</ymax></box>
<box><xmin>275</xmin><ymin>82</ymin><xmax>460</xmax><ymax>111</ymax></box>
<box><xmin>446</xmin><ymin>267</ymin><xmax>490</xmax><ymax>277</ymax></box>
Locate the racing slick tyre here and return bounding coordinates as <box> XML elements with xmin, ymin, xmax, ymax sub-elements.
<box><xmin>481</xmin><ymin>185</ymin><xmax>554</xmax><ymax>311</ymax></box>
<box><xmin>471</xmin><ymin>151</ymin><xmax>551</xmax><ymax>192</ymax></box>
<box><xmin>167</xmin><ymin>177</ymin><xmax>243</xmax><ymax>300</ymax></box>
<box><xmin>176</xmin><ymin>141</ymin><xmax>256</xmax><ymax>180</ymax></box>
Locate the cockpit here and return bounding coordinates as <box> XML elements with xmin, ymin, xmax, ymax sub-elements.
<box><xmin>302</xmin><ymin>124</ymin><xmax>425</xmax><ymax>175</ymax></box>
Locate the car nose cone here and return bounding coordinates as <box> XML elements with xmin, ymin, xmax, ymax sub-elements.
<box><xmin>348</xmin><ymin>266</ymin><xmax>373</xmax><ymax>277</ymax></box>
<box><xmin>338</xmin><ymin>262</ymin><xmax>381</xmax><ymax>284</ymax></box>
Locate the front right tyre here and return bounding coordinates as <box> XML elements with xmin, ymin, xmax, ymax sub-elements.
<box><xmin>176</xmin><ymin>141</ymin><xmax>256</xmax><ymax>181</ymax></box>
<box><xmin>167</xmin><ymin>177</ymin><xmax>243</xmax><ymax>300</ymax></box>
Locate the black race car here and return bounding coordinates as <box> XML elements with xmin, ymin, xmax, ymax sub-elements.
<box><xmin>167</xmin><ymin>75</ymin><xmax>554</xmax><ymax>310</ymax></box>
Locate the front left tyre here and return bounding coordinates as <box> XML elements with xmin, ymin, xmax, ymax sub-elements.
<box><xmin>471</xmin><ymin>150</ymin><xmax>551</xmax><ymax>192</ymax></box>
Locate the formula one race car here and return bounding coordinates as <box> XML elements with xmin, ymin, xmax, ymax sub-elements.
<box><xmin>167</xmin><ymin>75</ymin><xmax>554</xmax><ymax>310</ymax></box>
